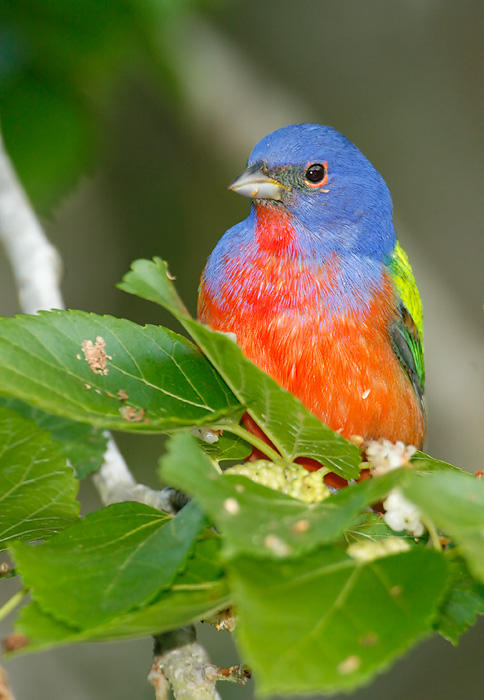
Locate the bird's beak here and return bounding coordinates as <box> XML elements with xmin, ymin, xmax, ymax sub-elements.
<box><xmin>228</xmin><ymin>163</ymin><xmax>287</xmax><ymax>201</ymax></box>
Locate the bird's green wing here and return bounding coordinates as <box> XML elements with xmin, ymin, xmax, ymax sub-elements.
<box><xmin>388</xmin><ymin>242</ymin><xmax>425</xmax><ymax>408</ymax></box>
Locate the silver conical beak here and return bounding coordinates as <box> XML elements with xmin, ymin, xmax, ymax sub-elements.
<box><xmin>228</xmin><ymin>163</ymin><xmax>286</xmax><ymax>201</ymax></box>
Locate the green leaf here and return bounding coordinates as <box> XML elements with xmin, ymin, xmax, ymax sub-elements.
<box><xmin>0</xmin><ymin>406</ymin><xmax>79</xmax><ymax>551</ymax></box>
<box><xmin>435</xmin><ymin>557</ymin><xmax>484</xmax><ymax>644</ymax></box>
<box><xmin>87</xmin><ymin>535</ymin><xmax>229</xmax><ymax>641</ymax></box>
<box><xmin>33</xmin><ymin>416</ymin><xmax>106</xmax><ymax>480</ymax></box>
<box><xmin>10</xmin><ymin>500</ymin><xmax>206</xmax><ymax>629</ymax></box>
<box><xmin>411</xmin><ymin>451</ymin><xmax>462</xmax><ymax>473</ymax></box>
<box><xmin>14</xmin><ymin>537</ymin><xmax>229</xmax><ymax>651</ymax></box>
<box><xmin>401</xmin><ymin>471</ymin><xmax>484</xmax><ymax>582</ymax></box>
<box><xmin>121</xmin><ymin>256</ymin><xmax>190</xmax><ymax>318</ymax></box>
<box><xmin>161</xmin><ymin>433</ymin><xmax>404</xmax><ymax>560</ymax></box>
<box><xmin>0</xmin><ymin>310</ymin><xmax>242</xmax><ymax>432</ymax></box>
<box><xmin>196</xmin><ymin>431</ymin><xmax>252</xmax><ymax>462</ymax></box>
<box><xmin>0</xmin><ymin>398</ymin><xmax>107</xmax><ymax>479</ymax></box>
<box><xmin>343</xmin><ymin>512</ymin><xmax>399</xmax><ymax>544</ymax></box>
<box><xmin>230</xmin><ymin>547</ymin><xmax>449</xmax><ymax>695</ymax></box>
<box><xmin>120</xmin><ymin>258</ymin><xmax>361</xmax><ymax>479</ymax></box>
<box><xmin>11</xmin><ymin>603</ymin><xmax>81</xmax><ymax>652</ymax></box>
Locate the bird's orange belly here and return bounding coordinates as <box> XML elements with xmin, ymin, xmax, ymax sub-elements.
<box><xmin>199</xmin><ymin>303</ymin><xmax>425</xmax><ymax>450</ymax></box>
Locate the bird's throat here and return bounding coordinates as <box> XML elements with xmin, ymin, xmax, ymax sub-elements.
<box><xmin>254</xmin><ymin>202</ymin><xmax>297</xmax><ymax>257</ymax></box>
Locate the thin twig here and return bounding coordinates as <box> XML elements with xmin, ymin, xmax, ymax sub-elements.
<box><xmin>205</xmin><ymin>664</ymin><xmax>251</xmax><ymax>685</ymax></box>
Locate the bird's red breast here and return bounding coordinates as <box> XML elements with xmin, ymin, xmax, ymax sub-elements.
<box><xmin>198</xmin><ymin>202</ymin><xmax>425</xmax><ymax>454</ymax></box>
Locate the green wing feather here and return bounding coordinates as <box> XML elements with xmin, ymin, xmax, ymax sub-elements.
<box><xmin>388</xmin><ymin>242</ymin><xmax>425</xmax><ymax>409</ymax></box>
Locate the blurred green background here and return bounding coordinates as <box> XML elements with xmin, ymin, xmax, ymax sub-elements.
<box><xmin>1</xmin><ymin>1</ymin><xmax>483</xmax><ymax>698</ymax></box>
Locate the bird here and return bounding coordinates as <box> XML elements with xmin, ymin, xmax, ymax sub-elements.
<box><xmin>197</xmin><ymin>124</ymin><xmax>425</xmax><ymax>470</ymax></box>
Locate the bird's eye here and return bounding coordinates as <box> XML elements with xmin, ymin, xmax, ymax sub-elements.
<box><xmin>305</xmin><ymin>163</ymin><xmax>327</xmax><ymax>183</ymax></box>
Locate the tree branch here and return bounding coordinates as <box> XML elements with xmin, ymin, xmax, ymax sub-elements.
<box><xmin>149</xmin><ymin>627</ymin><xmax>222</xmax><ymax>700</ymax></box>
<box><xmin>0</xmin><ymin>132</ymin><xmax>63</xmax><ymax>314</ymax></box>
<box><xmin>93</xmin><ymin>435</ymin><xmax>187</xmax><ymax>514</ymax></box>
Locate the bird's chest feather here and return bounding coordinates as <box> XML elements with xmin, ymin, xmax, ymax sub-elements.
<box><xmin>198</xmin><ymin>205</ymin><xmax>395</xmax><ymax>350</ymax></box>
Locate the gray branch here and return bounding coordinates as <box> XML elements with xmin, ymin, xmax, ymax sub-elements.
<box><xmin>149</xmin><ymin>627</ymin><xmax>221</xmax><ymax>700</ymax></box>
<box><xmin>0</xmin><ymin>131</ymin><xmax>63</xmax><ymax>314</ymax></box>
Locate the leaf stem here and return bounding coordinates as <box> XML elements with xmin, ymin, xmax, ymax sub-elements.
<box><xmin>213</xmin><ymin>422</ymin><xmax>282</xmax><ymax>464</ymax></box>
<box><xmin>422</xmin><ymin>516</ymin><xmax>442</xmax><ymax>551</ymax></box>
<box><xmin>0</xmin><ymin>588</ymin><xmax>28</xmax><ymax>623</ymax></box>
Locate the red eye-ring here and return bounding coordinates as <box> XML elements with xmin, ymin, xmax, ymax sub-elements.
<box><xmin>304</xmin><ymin>161</ymin><xmax>328</xmax><ymax>189</ymax></box>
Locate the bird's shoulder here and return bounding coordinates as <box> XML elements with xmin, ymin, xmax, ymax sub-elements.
<box><xmin>387</xmin><ymin>241</ymin><xmax>425</xmax><ymax>404</ymax></box>
<box><xmin>388</xmin><ymin>242</ymin><xmax>423</xmax><ymax>337</ymax></box>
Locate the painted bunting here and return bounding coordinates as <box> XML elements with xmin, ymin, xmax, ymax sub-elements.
<box><xmin>197</xmin><ymin>124</ymin><xmax>425</xmax><ymax>463</ymax></box>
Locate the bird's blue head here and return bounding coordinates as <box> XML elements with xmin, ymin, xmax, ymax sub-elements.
<box><xmin>230</xmin><ymin>123</ymin><xmax>396</xmax><ymax>259</ymax></box>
